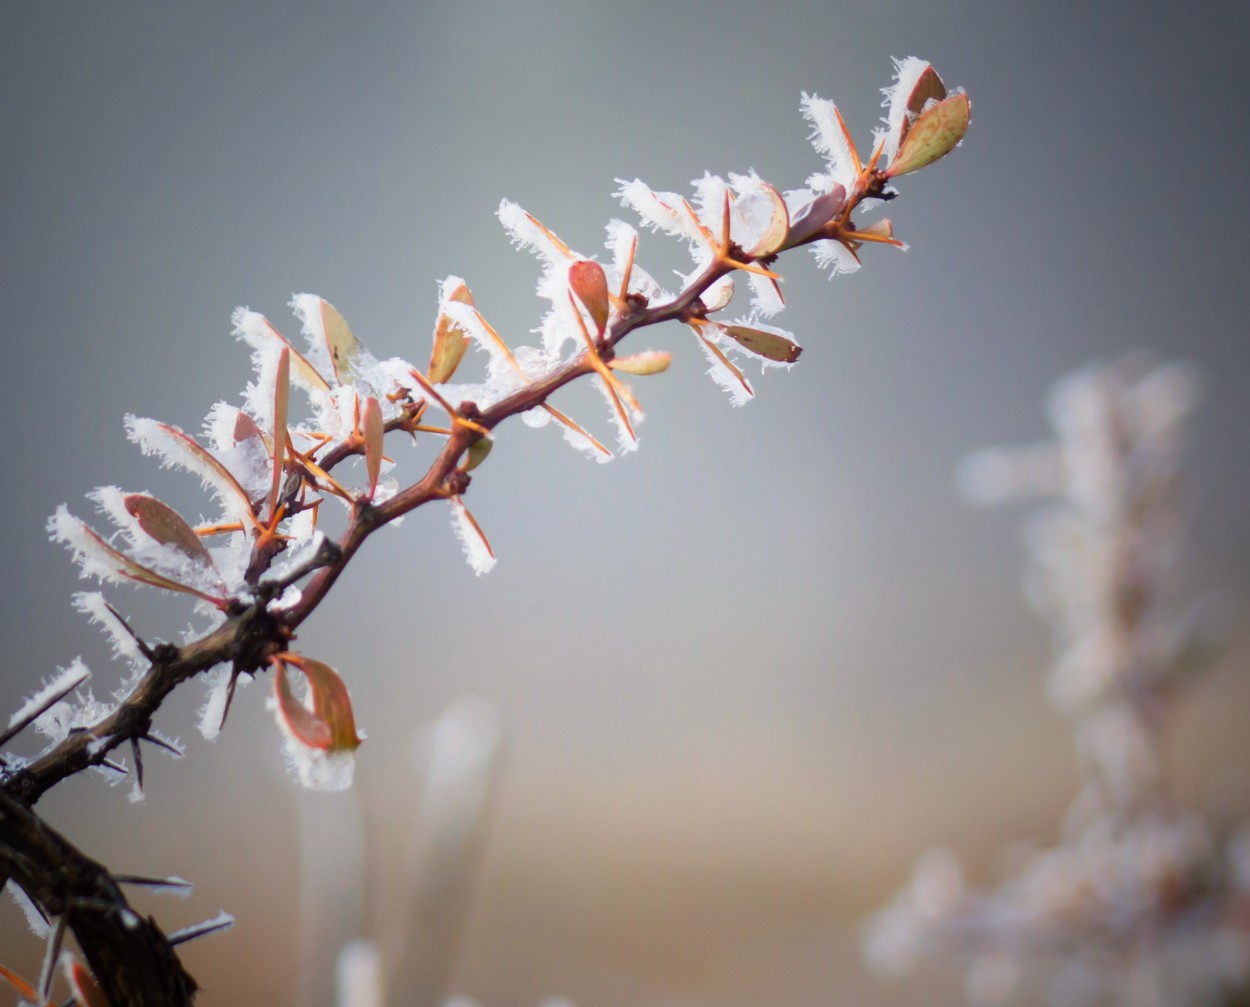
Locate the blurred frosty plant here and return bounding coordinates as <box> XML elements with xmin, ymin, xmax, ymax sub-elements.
<box><xmin>866</xmin><ymin>355</ymin><xmax>1250</xmax><ymax>1006</ymax></box>
<box><xmin>0</xmin><ymin>58</ymin><xmax>969</xmax><ymax>1005</ymax></box>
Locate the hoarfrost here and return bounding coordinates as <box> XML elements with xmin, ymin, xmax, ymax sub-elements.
<box><xmin>124</xmin><ymin>415</ymin><xmax>254</xmax><ymax>525</ymax></box>
<box><xmin>168</xmin><ymin>911</ymin><xmax>234</xmax><ymax>944</ymax></box>
<box><xmin>10</xmin><ymin>661</ymin><xmax>91</xmax><ymax>736</ymax></box>
<box><xmin>233</xmin><ymin>307</ymin><xmax>332</xmax><ymax>396</ymax></box>
<box><xmin>562</xmin><ymin>419</ymin><xmax>613</xmax><ymax>463</ymax></box>
<box><xmin>7</xmin><ymin>882</ymin><xmax>50</xmax><ymax>938</ymax></box>
<box><xmin>811</xmin><ymin>238</ymin><xmax>862</xmax><ymax>275</ymax></box>
<box><xmin>616</xmin><ymin>179</ymin><xmax>704</xmax><ymax>245</ymax></box>
<box><xmin>497</xmin><ymin>199</ymin><xmax>591</xmax><ymax>360</ymax></box>
<box><xmin>449</xmin><ymin>498</ymin><xmax>496</xmax><ymax>576</ymax></box>
<box><xmin>198</xmin><ymin>665</ymin><xmax>236</xmax><ymax>740</ymax></box>
<box><xmin>291</xmin><ymin>293</ymin><xmax>370</xmax><ymax>387</ymax></box>
<box><xmin>593</xmin><ymin>375</ymin><xmax>641</xmax><ymax>452</ymax></box>
<box><xmin>801</xmin><ymin>93</ymin><xmax>860</xmax><ymax>195</ymax></box>
<box><xmin>48</xmin><ymin>506</ymin><xmax>132</xmax><ymax>588</ymax></box>
<box><xmin>73</xmin><ymin>593</ymin><xmax>145</xmax><ymax>670</ymax></box>
<box><xmin>281</xmin><ymin>737</ymin><xmax>357</xmax><ymax>791</ymax></box>
<box><xmin>604</xmin><ymin>219</ymin><xmax>668</xmax><ymax>302</ymax></box>
<box><xmin>87</xmin><ymin>486</ymin><xmax>226</xmax><ymax>597</ymax></box>
<box><xmin>521</xmin><ymin>406</ymin><xmax>550</xmax><ymax>429</ymax></box>
<box><xmin>879</xmin><ymin>56</ymin><xmax>933</xmax><ymax>166</ymax></box>
<box><xmin>694</xmin><ymin>330</ymin><xmax>753</xmax><ymax>407</ymax></box>
<box><xmin>34</xmin><ymin>681</ymin><xmax>112</xmax><ymax>751</ymax></box>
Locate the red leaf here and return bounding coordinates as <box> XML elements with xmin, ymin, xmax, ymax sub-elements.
<box><xmin>362</xmin><ymin>395</ymin><xmax>384</xmax><ymax>497</ymax></box>
<box><xmin>123</xmin><ymin>494</ymin><xmax>215</xmax><ymax>566</ymax></box>
<box><xmin>268</xmin><ymin>347</ymin><xmax>290</xmax><ymax>521</ymax></box>
<box><xmin>272</xmin><ymin>654</ymin><xmax>363</xmax><ymax>753</ymax></box>
<box><xmin>568</xmin><ymin>260</ymin><xmax>610</xmax><ymax>335</ymax></box>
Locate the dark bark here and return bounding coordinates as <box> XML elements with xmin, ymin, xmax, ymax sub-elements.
<box><xmin>0</xmin><ymin>791</ymin><xmax>197</xmax><ymax>1005</ymax></box>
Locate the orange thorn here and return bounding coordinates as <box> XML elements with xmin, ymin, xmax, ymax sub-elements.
<box><xmin>568</xmin><ymin>292</ymin><xmax>637</xmax><ymax>442</ymax></box>
<box><xmin>195</xmin><ymin>521</ymin><xmax>246</xmax><ymax>537</ymax></box>
<box><xmin>408</xmin><ymin>368</ymin><xmax>491</xmax><ymax>437</ymax></box>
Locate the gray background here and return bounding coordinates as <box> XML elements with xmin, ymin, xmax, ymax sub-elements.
<box><xmin>2</xmin><ymin>2</ymin><xmax>1248</xmax><ymax>1004</ymax></box>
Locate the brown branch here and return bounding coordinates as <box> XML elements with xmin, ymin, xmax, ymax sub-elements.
<box><xmin>3</xmin><ymin>603</ymin><xmax>286</xmax><ymax>806</ymax></box>
<box><xmin>0</xmin><ymin>169</ymin><xmax>901</xmax><ymax>1004</ymax></box>
<box><xmin>1</xmin><ymin>190</ymin><xmax>863</xmax><ymax>807</ymax></box>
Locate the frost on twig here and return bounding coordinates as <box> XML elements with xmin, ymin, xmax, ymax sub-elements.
<box><xmin>5</xmin><ymin>57</ymin><xmax>972</xmax><ymax>1005</ymax></box>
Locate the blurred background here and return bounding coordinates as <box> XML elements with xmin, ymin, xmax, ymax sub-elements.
<box><xmin>2</xmin><ymin>1</ymin><xmax>1249</xmax><ymax>1004</ymax></box>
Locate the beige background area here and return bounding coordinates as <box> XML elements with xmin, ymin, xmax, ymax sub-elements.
<box><xmin>3</xmin><ymin>2</ymin><xmax>1249</xmax><ymax>1004</ymax></box>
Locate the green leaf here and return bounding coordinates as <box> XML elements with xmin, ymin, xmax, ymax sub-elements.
<box><xmin>463</xmin><ymin>434</ymin><xmax>493</xmax><ymax>472</ymax></box>
<box><xmin>721</xmin><ymin>325</ymin><xmax>803</xmax><ymax>364</ymax></box>
<box><xmin>612</xmin><ymin>350</ymin><xmax>672</xmax><ymax>376</ymax></box>
<box><xmin>428</xmin><ymin>281</ymin><xmax>474</xmax><ymax>384</ymax></box>
<box><xmin>887</xmin><ymin>93</ymin><xmax>970</xmax><ymax>178</ymax></box>
<box><xmin>320</xmin><ymin>299</ymin><xmax>365</xmax><ymax>384</ymax></box>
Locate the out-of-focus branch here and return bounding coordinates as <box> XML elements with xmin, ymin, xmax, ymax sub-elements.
<box><xmin>0</xmin><ymin>791</ymin><xmax>198</xmax><ymax>1005</ymax></box>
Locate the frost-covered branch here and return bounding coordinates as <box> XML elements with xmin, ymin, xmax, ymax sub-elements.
<box><xmin>0</xmin><ymin>58</ymin><xmax>971</xmax><ymax>1001</ymax></box>
<box><xmin>0</xmin><ymin>790</ymin><xmax>199</xmax><ymax>1005</ymax></box>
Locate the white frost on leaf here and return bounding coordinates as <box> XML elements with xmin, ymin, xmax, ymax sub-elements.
<box><xmin>618</xmin><ymin>177</ymin><xmax>716</xmax><ymax>293</ymax></box>
<box><xmin>197</xmin><ymin>665</ymin><xmax>237</xmax><ymax>740</ymax></box>
<box><xmin>801</xmin><ymin>93</ymin><xmax>860</xmax><ymax>195</ymax></box>
<box><xmin>811</xmin><ymin>238</ymin><xmax>862</xmax><ymax>276</ymax></box>
<box><xmin>604</xmin><ymin>219</ymin><xmax>668</xmax><ymax>302</ymax></box>
<box><xmin>233</xmin><ymin>307</ymin><xmax>330</xmax><ymax>391</ymax></box>
<box><xmin>6</xmin><ymin>882</ymin><xmax>50</xmax><ymax>938</ymax></box>
<box><xmin>266</xmin><ymin>669</ymin><xmax>362</xmax><ymax>791</ymax></box>
<box><xmin>291</xmin><ymin>293</ymin><xmax>367</xmax><ymax>387</ymax></box>
<box><xmin>49</xmin><ymin>505</ymin><xmax>133</xmax><ymax>588</ymax></box>
<box><xmin>616</xmin><ymin>178</ymin><xmax>704</xmax><ymax>245</ymax></box>
<box><xmin>496</xmin><ymin>199</ymin><xmax>590</xmax><ymax>360</ymax></box>
<box><xmin>879</xmin><ymin>56</ymin><xmax>934</xmax><ymax>167</ymax></box>
<box><xmin>728</xmin><ymin>173</ymin><xmax>787</xmax><ymax>317</ymax></box>
<box><xmin>203</xmin><ymin>402</ymin><xmax>271</xmax><ymax>504</ymax></box>
<box><xmin>449</xmin><ymin>498</ymin><xmax>496</xmax><ymax>576</ymax></box>
<box><xmin>124</xmin><ymin>416</ymin><xmax>254</xmax><ymax>525</ymax></box>
<box><xmin>593</xmin><ymin>375</ymin><xmax>641</xmax><ymax>453</ymax></box>
<box><xmin>694</xmin><ymin>328</ymin><xmax>754</xmax><ymax>407</ymax></box>
<box><xmin>9</xmin><ymin>662</ymin><xmax>92</xmax><ymax>737</ymax></box>
<box><xmin>620</xmin><ymin>174</ymin><xmax>788</xmax><ymax>318</ymax></box>
<box><xmin>282</xmin><ymin>739</ymin><xmax>357</xmax><ymax>791</ymax></box>
<box><xmin>240</xmin><ymin>330</ymin><xmax>289</xmax><ymax>433</ymax></box>
<box><xmin>36</xmin><ymin>682</ymin><xmax>111</xmax><ymax>751</ymax></box>
<box><xmin>88</xmin><ymin>486</ymin><xmax>226</xmax><ymax>597</ymax></box>
<box><xmin>73</xmin><ymin>592</ymin><xmax>146</xmax><ymax>670</ymax></box>
<box><xmin>271</xmin><ymin>704</ymin><xmax>356</xmax><ymax>795</ymax></box>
